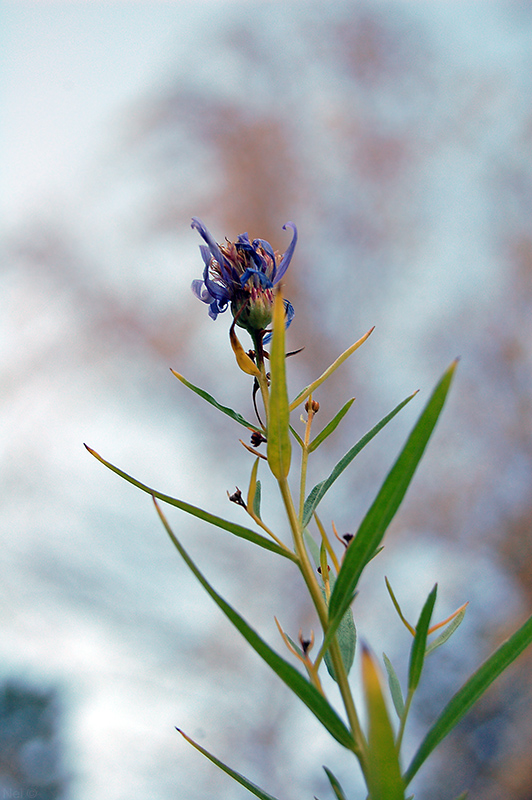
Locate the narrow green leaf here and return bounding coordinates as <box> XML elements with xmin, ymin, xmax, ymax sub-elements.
<box><xmin>362</xmin><ymin>646</ymin><xmax>405</xmax><ymax>800</ymax></box>
<box><xmin>323</xmin><ymin>766</ymin><xmax>348</xmax><ymax>800</ymax></box>
<box><xmin>452</xmin><ymin>793</ymin><xmax>468</xmax><ymax>800</ymax></box>
<box><xmin>84</xmin><ymin>445</ymin><xmax>295</xmax><ymax>561</ymax></box>
<box><xmin>155</xmin><ymin>500</ymin><xmax>355</xmax><ymax>751</ymax></box>
<box><xmin>285</xmin><ymin>633</ymin><xmax>304</xmax><ymax>658</ymax></box>
<box><xmin>328</xmin><ymin>362</ymin><xmax>457</xmax><ymax>627</ymax></box>
<box><xmin>426</xmin><ymin>607</ymin><xmax>467</xmax><ymax>656</ymax></box>
<box><xmin>404</xmin><ymin>613</ymin><xmax>532</xmax><ymax>785</ymax></box>
<box><xmin>170</xmin><ymin>370</ymin><xmax>261</xmax><ymax>433</ymax></box>
<box><xmin>246</xmin><ymin>458</ymin><xmax>260</xmax><ymax>515</ymax></box>
<box><xmin>253</xmin><ymin>480</ymin><xmax>262</xmax><ymax>520</ymax></box>
<box><xmin>267</xmin><ymin>291</ymin><xmax>291</xmax><ymax>479</ymax></box>
<box><xmin>302</xmin><ymin>391</ymin><xmax>418</xmax><ymax>528</ymax></box>
<box><xmin>289</xmin><ymin>328</ymin><xmax>374</xmax><ymax>412</ymax></box>
<box><xmin>289</xmin><ymin>424</ymin><xmax>305</xmax><ymax>448</ymax></box>
<box><xmin>177</xmin><ymin>728</ymin><xmax>281</xmax><ymax>800</ymax></box>
<box><xmin>309</xmin><ymin>398</ymin><xmax>355</xmax><ymax>453</ymax></box>
<box><xmin>383</xmin><ymin>653</ymin><xmax>405</xmax><ymax>719</ymax></box>
<box><xmin>324</xmin><ymin>604</ymin><xmax>356</xmax><ymax>681</ymax></box>
<box><xmin>408</xmin><ymin>585</ymin><xmax>437</xmax><ymax>692</ymax></box>
<box><xmin>323</xmin><ymin>573</ymin><xmax>356</xmax><ymax>681</ymax></box>
<box><xmin>304</xmin><ymin>529</ymin><xmax>321</xmax><ymax>570</ymax></box>
<box><xmin>385</xmin><ymin>577</ymin><xmax>415</xmax><ymax>635</ymax></box>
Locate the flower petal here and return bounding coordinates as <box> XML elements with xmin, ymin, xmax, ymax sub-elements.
<box><xmin>191</xmin><ymin>279</ymin><xmax>210</xmax><ymax>303</ymax></box>
<box><xmin>263</xmin><ymin>299</ymin><xmax>294</xmax><ymax>343</ymax></box>
<box><xmin>239</xmin><ymin>267</ymin><xmax>273</xmax><ymax>289</ymax></box>
<box><xmin>191</xmin><ymin>217</ymin><xmax>232</xmax><ymax>284</ymax></box>
<box><xmin>274</xmin><ymin>222</ymin><xmax>297</xmax><ymax>284</ymax></box>
<box><xmin>252</xmin><ymin>238</ymin><xmax>277</xmax><ymax>281</ymax></box>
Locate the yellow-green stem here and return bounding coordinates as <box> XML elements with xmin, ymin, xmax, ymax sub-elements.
<box><xmin>279</xmin><ymin>477</ymin><xmax>326</xmax><ymax>624</ymax></box>
<box><xmin>298</xmin><ymin>396</ymin><xmax>315</xmax><ymax>525</ymax></box>
<box><xmin>396</xmin><ymin>686</ymin><xmax>414</xmax><ymax>752</ymax></box>
<box><xmin>278</xmin><ymin>476</ymin><xmax>368</xmax><ymax>768</ymax></box>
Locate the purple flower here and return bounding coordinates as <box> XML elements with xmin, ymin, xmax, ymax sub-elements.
<box><xmin>191</xmin><ymin>218</ymin><xmax>296</xmax><ymax>339</ymax></box>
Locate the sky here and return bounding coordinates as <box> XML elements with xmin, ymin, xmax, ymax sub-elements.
<box><xmin>1</xmin><ymin>2</ymin><xmax>206</xmax><ymax>228</ymax></box>
<box><xmin>2</xmin><ymin>3</ymin><xmax>532</xmax><ymax>799</ymax></box>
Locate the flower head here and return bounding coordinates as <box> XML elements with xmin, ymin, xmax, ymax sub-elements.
<box><xmin>191</xmin><ymin>218</ymin><xmax>296</xmax><ymax>340</ymax></box>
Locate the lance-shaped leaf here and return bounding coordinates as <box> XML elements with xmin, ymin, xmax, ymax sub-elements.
<box><xmin>323</xmin><ymin>572</ymin><xmax>356</xmax><ymax>681</ymax></box>
<box><xmin>253</xmin><ymin>480</ymin><xmax>262</xmax><ymax>520</ymax></box>
<box><xmin>383</xmin><ymin>653</ymin><xmax>405</xmax><ymax>719</ymax></box>
<box><xmin>155</xmin><ymin>500</ymin><xmax>355</xmax><ymax>751</ymax></box>
<box><xmin>425</xmin><ymin>605</ymin><xmax>467</xmax><ymax>656</ymax></box>
<box><xmin>290</xmin><ymin>328</ymin><xmax>374</xmax><ymax>412</ymax></box>
<box><xmin>84</xmin><ymin>445</ymin><xmax>295</xmax><ymax>561</ymax></box>
<box><xmin>302</xmin><ymin>392</ymin><xmax>418</xmax><ymax>528</ymax></box>
<box><xmin>362</xmin><ymin>646</ymin><xmax>405</xmax><ymax>800</ymax></box>
<box><xmin>267</xmin><ymin>290</ymin><xmax>291</xmax><ymax>480</ymax></box>
<box><xmin>308</xmin><ymin>398</ymin><xmax>355</xmax><ymax>453</ymax></box>
<box><xmin>408</xmin><ymin>585</ymin><xmax>437</xmax><ymax>692</ymax></box>
<box><xmin>323</xmin><ymin>766</ymin><xmax>348</xmax><ymax>800</ymax></box>
<box><xmin>170</xmin><ymin>370</ymin><xmax>262</xmax><ymax>433</ymax></box>
<box><xmin>328</xmin><ymin>361</ymin><xmax>457</xmax><ymax>628</ymax></box>
<box><xmin>176</xmin><ymin>729</ymin><xmax>282</xmax><ymax>800</ymax></box>
<box><xmin>246</xmin><ymin>458</ymin><xmax>260</xmax><ymax>514</ymax></box>
<box><xmin>404</xmin><ymin>613</ymin><xmax>532</xmax><ymax>786</ymax></box>
<box><xmin>230</xmin><ymin>319</ymin><xmax>262</xmax><ymax>377</ymax></box>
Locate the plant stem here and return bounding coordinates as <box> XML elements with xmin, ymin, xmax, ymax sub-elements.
<box><xmin>396</xmin><ymin>687</ymin><xmax>415</xmax><ymax>752</ymax></box>
<box><xmin>251</xmin><ymin>330</ymin><xmax>271</xmax><ymax>426</ymax></box>
<box><xmin>278</xmin><ymin>476</ymin><xmax>368</xmax><ymax>769</ymax></box>
<box><xmin>298</xmin><ymin>397</ymin><xmax>315</xmax><ymax>525</ymax></box>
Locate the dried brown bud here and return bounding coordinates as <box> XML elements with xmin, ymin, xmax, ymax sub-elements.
<box><xmin>250</xmin><ymin>431</ymin><xmax>267</xmax><ymax>447</ymax></box>
<box><xmin>298</xmin><ymin>629</ymin><xmax>314</xmax><ymax>654</ymax></box>
<box><xmin>304</xmin><ymin>399</ymin><xmax>320</xmax><ymax>414</ymax></box>
<box><xmin>228</xmin><ymin>487</ymin><xmax>246</xmax><ymax>508</ymax></box>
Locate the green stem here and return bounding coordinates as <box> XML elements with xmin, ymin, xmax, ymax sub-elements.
<box><xmin>278</xmin><ymin>476</ymin><xmax>368</xmax><ymax>769</ymax></box>
<box><xmin>298</xmin><ymin>443</ymin><xmax>310</xmax><ymax>526</ymax></box>
<box><xmin>279</xmin><ymin>477</ymin><xmax>326</xmax><ymax>624</ymax></box>
<box><xmin>251</xmin><ymin>330</ymin><xmax>271</xmax><ymax>425</ymax></box>
<box><xmin>396</xmin><ymin>687</ymin><xmax>414</xmax><ymax>753</ymax></box>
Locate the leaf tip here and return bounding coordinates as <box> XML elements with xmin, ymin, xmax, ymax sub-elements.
<box><xmin>84</xmin><ymin>443</ymin><xmax>100</xmax><ymax>459</ymax></box>
<box><xmin>448</xmin><ymin>357</ymin><xmax>460</xmax><ymax>374</ymax></box>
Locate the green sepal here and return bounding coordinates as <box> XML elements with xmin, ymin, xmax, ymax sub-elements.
<box><xmin>308</xmin><ymin>398</ymin><xmax>355</xmax><ymax>453</ymax></box>
<box><xmin>155</xmin><ymin>500</ymin><xmax>356</xmax><ymax>751</ymax></box>
<box><xmin>177</xmin><ymin>728</ymin><xmax>281</xmax><ymax>800</ymax></box>
<box><xmin>327</xmin><ymin>362</ymin><xmax>457</xmax><ymax>632</ymax></box>
<box><xmin>170</xmin><ymin>370</ymin><xmax>262</xmax><ymax>433</ymax></box>
<box><xmin>383</xmin><ymin>652</ymin><xmax>405</xmax><ymax>719</ymax></box>
<box><xmin>426</xmin><ymin>606</ymin><xmax>467</xmax><ymax>656</ymax></box>
<box><xmin>267</xmin><ymin>291</ymin><xmax>291</xmax><ymax>480</ymax></box>
<box><xmin>84</xmin><ymin>445</ymin><xmax>295</xmax><ymax>561</ymax></box>
<box><xmin>302</xmin><ymin>391</ymin><xmax>418</xmax><ymax>527</ymax></box>
<box><xmin>323</xmin><ymin>766</ymin><xmax>348</xmax><ymax>800</ymax></box>
<box><xmin>408</xmin><ymin>584</ymin><xmax>437</xmax><ymax>692</ymax></box>
<box><xmin>404</xmin><ymin>613</ymin><xmax>532</xmax><ymax>786</ymax></box>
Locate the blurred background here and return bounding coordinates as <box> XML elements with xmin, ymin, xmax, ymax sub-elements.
<box><xmin>2</xmin><ymin>2</ymin><xmax>532</xmax><ymax>799</ymax></box>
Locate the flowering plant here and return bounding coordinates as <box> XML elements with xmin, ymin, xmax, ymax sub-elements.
<box><xmin>86</xmin><ymin>219</ymin><xmax>532</xmax><ymax>800</ymax></box>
